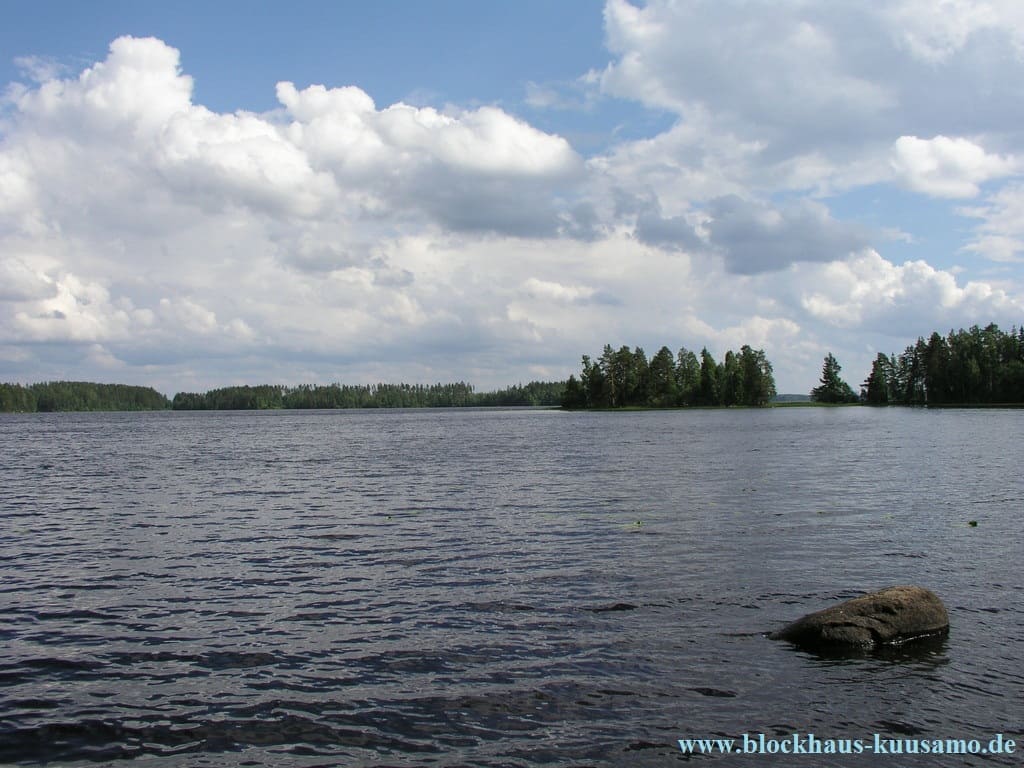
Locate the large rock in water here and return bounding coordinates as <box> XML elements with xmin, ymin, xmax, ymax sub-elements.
<box><xmin>770</xmin><ymin>586</ymin><xmax>949</xmax><ymax>650</ymax></box>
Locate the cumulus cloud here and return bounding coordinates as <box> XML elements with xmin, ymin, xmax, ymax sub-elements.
<box><xmin>2</xmin><ymin>36</ymin><xmax>584</xmax><ymax>241</ymax></box>
<box><xmin>156</xmin><ymin>106</ymin><xmax>338</xmax><ymax>218</ymax></box>
<box><xmin>891</xmin><ymin>135</ymin><xmax>1018</xmax><ymax>198</ymax></box>
<box><xmin>521</xmin><ymin>277</ymin><xmax>618</xmax><ymax>306</ymax></box>
<box><xmin>0</xmin><ymin>35</ymin><xmax>602</xmax><ymax>389</ymax></box>
<box><xmin>279</xmin><ymin>81</ymin><xmax>579</xmax><ymax>178</ymax></box>
<box><xmin>590</xmin><ymin>107</ymin><xmax>767</xmax><ymax>207</ymax></box>
<box><xmin>704</xmin><ymin>196</ymin><xmax>870</xmax><ymax>274</ymax></box>
<box><xmin>10</xmin><ymin>273</ymin><xmax>154</xmax><ymax>343</ymax></box>
<box><xmin>1</xmin><ymin>25</ymin><xmax>1023</xmax><ymax>396</ymax></box>
<box><xmin>799</xmin><ymin>250</ymin><xmax>1021</xmax><ymax>330</ymax></box>
<box><xmin>0</xmin><ymin>257</ymin><xmax>54</xmax><ymax>301</ymax></box>
<box><xmin>276</xmin><ymin>80</ymin><xmax>583</xmax><ymax>236</ymax></box>
<box><xmin>600</xmin><ymin>1</ymin><xmax>894</xmax><ymax>149</ymax></box>
<box><xmin>13</xmin><ymin>36</ymin><xmax>193</xmax><ymax>138</ymax></box>
<box><xmin>960</xmin><ymin>183</ymin><xmax>1024</xmax><ymax>262</ymax></box>
<box><xmin>523</xmin><ymin>277</ymin><xmax>595</xmax><ymax>304</ymax></box>
<box><xmin>882</xmin><ymin>0</ymin><xmax>1024</xmax><ymax>63</ymax></box>
<box><xmin>598</xmin><ymin>0</ymin><xmax>1024</xmax><ymax>195</ymax></box>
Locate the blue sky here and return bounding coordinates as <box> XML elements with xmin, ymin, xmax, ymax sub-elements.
<box><xmin>0</xmin><ymin>2</ymin><xmax>607</xmax><ymax>115</ymax></box>
<box><xmin>2</xmin><ymin>1</ymin><xmax>1023</xmax><ymax>394</ymax></box>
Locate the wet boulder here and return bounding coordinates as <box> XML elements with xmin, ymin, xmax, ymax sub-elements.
<box><xmin>770</xmin><ymin>586</ymin><xmax>949</xmax><ymax>650</ymax></box>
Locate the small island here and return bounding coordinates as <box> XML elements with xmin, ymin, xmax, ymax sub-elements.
<box><xmin>0</xmin><ymin>381</ymin><xmax>170</xmax><ymax>413</ymax></box>
<box><xmin>561</xmin><ymin>343</ymin><xmax>776</xmax><ymax>409</ymax></box>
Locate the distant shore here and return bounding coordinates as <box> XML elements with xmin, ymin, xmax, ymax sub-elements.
<box><xmin>6</xmin><ymin>381</ymin><xmax>1022</xmax><ymax>414</ymax></box>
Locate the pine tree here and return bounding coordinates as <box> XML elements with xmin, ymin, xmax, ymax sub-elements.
<box><xmin>811</xmin><ymin>353</ymin><xmax>858</xmax><ymax>403</ymax></box>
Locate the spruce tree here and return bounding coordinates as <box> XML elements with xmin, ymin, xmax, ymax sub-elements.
<box><xmin>811</xmin><ymin>353</ymin><xmax>858</xmax><ymax>403</ymax></box>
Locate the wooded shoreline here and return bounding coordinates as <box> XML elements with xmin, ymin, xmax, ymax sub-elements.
<box><xmin>2</xmin><ymin>383</ymin><xmax>1022</xmax><ymax>414</ymax></box>
<box><xmin>3</xmin><ymin>323</ymin><xmax>1022</xmax><ymax>413</ymax></box>
<box><xmin>0</xmin><ymin>380</ymin><xmax>566</xmax><ymax>413</ymax></box>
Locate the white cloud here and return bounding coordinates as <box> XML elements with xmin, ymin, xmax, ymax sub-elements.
<box><xmin>590</xmin><ymin>113</ymin><xmax>766</xmax><ymax>206</ymax></box>
<box><xmin>277</xmin><ymin>81</ymin><xmax>584</xmax><ymax>237</ymax></box>
<box><xmin>13</xmin><ymin>36</ymin><xmax>193</xmax><ymax>138</ymax></box>
<box><xmin>799</xmin><ymin>250</ymin><xmax>1020</xmax><ymax>330</ymax></box>
<box><xmin>959</xmin><ymin>183</ymin><xmax>1024</xmax><ymax>263</ymax></box>
<box><xmin>10</xmin><ymin>273</ymin><xmax>153</xmax><ymax>343</ymax></box>
<box><xmin>0</xmin><ymin>35</ymin><xmax>599</xmax><ymax>390</ymax></box>
<box><xmin>157</xmin><ymin>297</ymin><xmax>218</xmax><ymax>335</ymax></box>
<box><xmin>280</xmin><ymin>81</ymin><xmax>580</xmax><ymax>179</ymax></box>
<box><xmin>0</xmin><ymin>256</ymin><xmax>54</xmax><ymax>301</ymax></box>
<box><xmin>597</xmin><ymin>0</ymin><xmax>1024</xmax><ymax>201</ymax></box>
<box><xmin>524</xmin><ymin>72</ymin><xmax>602</xmax><ymax>112</ymax></box>
<box><xmin>963</xmin><ymin>235</ymin><xmax>1024</xmax><ymax>263</ymax></box>
<box><xmin>524</xmin><ymin>82</ymin><xmax>560</xmax><ymax>110</ymax></box>
<box><xmin>522</xmin><ymin>277</ymin><xmax>598</xmax><ymax>305</ymax></box>
<box><xmin>2</xmin><ymin>36</ymin><xmax>584</xmax><ymax>244</ymax></box>
<box><xmin>1</xmin><ymin>25</ymin><xmax>1023</xmax><ymax>397</ymax></box>
<box><xmin>882</xmin><ymin>0</ymin><xmax>1024</xmax><ymax>62</ymax></box>
<box><xmin>85</xmin><ymin>343</ymin><xmax>126</xmax><ymax>370</ymax></box>
<box><xmin>891</xmin><ymin>135</ymin><xmax>1018</xmax><ymax>198</ymax></box>
<box><xmin>600</xmin><ymin>0</ymin><xmax>895</xmax><ymax>145</ymax></box>
<box><xmin>12</xmin><ymin>55</ymin><xmax>68</xmax><ymax>84</ymax></box>
<box><xmin>155</xmin><ymin>107</ymin><xmax>338</xmax><ymax>218</ymax></box>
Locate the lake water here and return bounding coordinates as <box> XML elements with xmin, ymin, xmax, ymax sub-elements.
<box><xmin>1</xmin><ymin>407</ymin><xmax>1021</xmax><ymax>767</ymax></box>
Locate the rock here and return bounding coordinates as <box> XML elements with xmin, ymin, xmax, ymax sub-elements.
<box><xmin>770</xmin><ymin>586</ymin><xmax>949</xmax><ymax>650</ymax></box>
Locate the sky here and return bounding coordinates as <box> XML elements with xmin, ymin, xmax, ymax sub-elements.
<box><xmin>2</xmin><ymin>1</ymin><xmax>1024</xmax><ymax>396</ymax></box>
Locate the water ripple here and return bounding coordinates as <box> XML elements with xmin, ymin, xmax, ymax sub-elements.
<box><xmin>1</xmin><ymin>408</ymin><xmax>1021</xmax><ymax>766</ymax></box>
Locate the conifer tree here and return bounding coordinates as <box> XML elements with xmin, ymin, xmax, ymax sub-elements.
<box><xmin>811</xmin><ymin>353</ymin><xmax>858</xmax><ymax>403</ymax></box>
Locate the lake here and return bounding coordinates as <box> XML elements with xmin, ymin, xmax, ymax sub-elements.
<box><xmin>1</xmin><ymin>407</ymin><xmax>1021</xmax><ymax>766</ymax></box>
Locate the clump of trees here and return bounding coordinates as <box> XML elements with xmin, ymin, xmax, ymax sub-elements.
<box><xmin>170</xmin><ymin>381</ymin><xmax>566</xmax><ymax>410</ymax></box>
<box><xmin>561</xmin><ymin>343</ymin><xmax>776</xmax><ymax>409</ymax></box>
<box><xmin>862</xmin><ymin>323</ymin><xmax>1024</xmax><ymax>405</ymax></box>
<box><xmin>0</xmin><ymin>381</ymin><xmax>170</xmax><ymax>412</ymax></box>
<box><xmin>471</xmin><ymin>381</ymin><xmax>567</xmax><ymax>407</ymax></box>
<box><xmin>0</xmin><ymin>383</ymin><xmax>37</xmax><ymax>412</ymax></box>
<box><xmin>810</xmin><ymin>353</ymin><xmax>859</xmax><ymax>403</ymax></box>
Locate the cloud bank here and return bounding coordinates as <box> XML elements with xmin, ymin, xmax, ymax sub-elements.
<box><xmin>1</xmin><ymin>8</ymin><xmax>1023</xmax><ymax>394</ymax></box>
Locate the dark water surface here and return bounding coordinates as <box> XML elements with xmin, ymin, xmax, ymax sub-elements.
<box><xmin>1</xmin><ymin>407</ymin><xmax>1021</xmax><ymax>766</ymax></box>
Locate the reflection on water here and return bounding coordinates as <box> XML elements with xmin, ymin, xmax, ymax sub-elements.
<box><xmin>1</xmin><ymin>407</ymin><xmax>1021</xmax><ymax>766</ymax></box>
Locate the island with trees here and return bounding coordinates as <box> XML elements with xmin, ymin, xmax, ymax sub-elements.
<box><xmin>561</xmin><ymin>343</ymin><xmax>776</xmax><ymax>409</ymax></box>
<box><xmin>0</xmin><ymin>381</ymin><xmax>170</xmax><ymax>413</ymax></box>
<box><xmin>810</xmin><ymin>353</ymin><xmax>860</xmax><ymax>404</ymax></box>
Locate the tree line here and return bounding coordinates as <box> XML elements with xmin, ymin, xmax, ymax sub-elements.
<box><xmin>0</xmin><ymin>381</ymin><xmax>170</xmax><ymax>412</ymax></box>
<box><xmin>4</xmin><ymin>323</ymin><xmax>1021</xmax><ymax>413</ymax></box>
<box><xmin>170</xmin><ymin>380</ymin><xmax>566</xmax><ymax>410</ymax></box>
<box><xmin>860</xmin><ymin>323</ymin><xmax>1024</xmax><ymax>405</ymax></box>
<box><xmin>561</xmin><ymin>343</ymin><xmax>777</xmax><ymax>408</ymax></box>
<box><xmin>0</xmin><ymin>379</ymin><xmax>566</xmax><ymax>413</ymax></box>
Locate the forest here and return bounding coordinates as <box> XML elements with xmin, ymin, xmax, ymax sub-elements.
<box><xmin>170</xmin><ymin>381</ymin><xmax>565</xmax><ymax>410</ymax></box>
<box><xmin>561</xmin><ymin>343</ymin><xmax>777</xmax><ymax>409</ymax></box>
<box><xmin>0</xmin><ymin>381</ymin><xmax>170</xmax><ymax>413</ymax></box>
<box><xmin>0</xmin><ymin>380</ymin><xmax>565</xmax><ymax>412</ymax></box>
<box><xmin>3</xmin><ymin>323</ymin><xmax>1022</xmax><ymax>413</ymax></box>
<box><xmin>860</xmin><ymin>323</ymin><xmax>1024</xmax><ymax>405</ymax></box>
